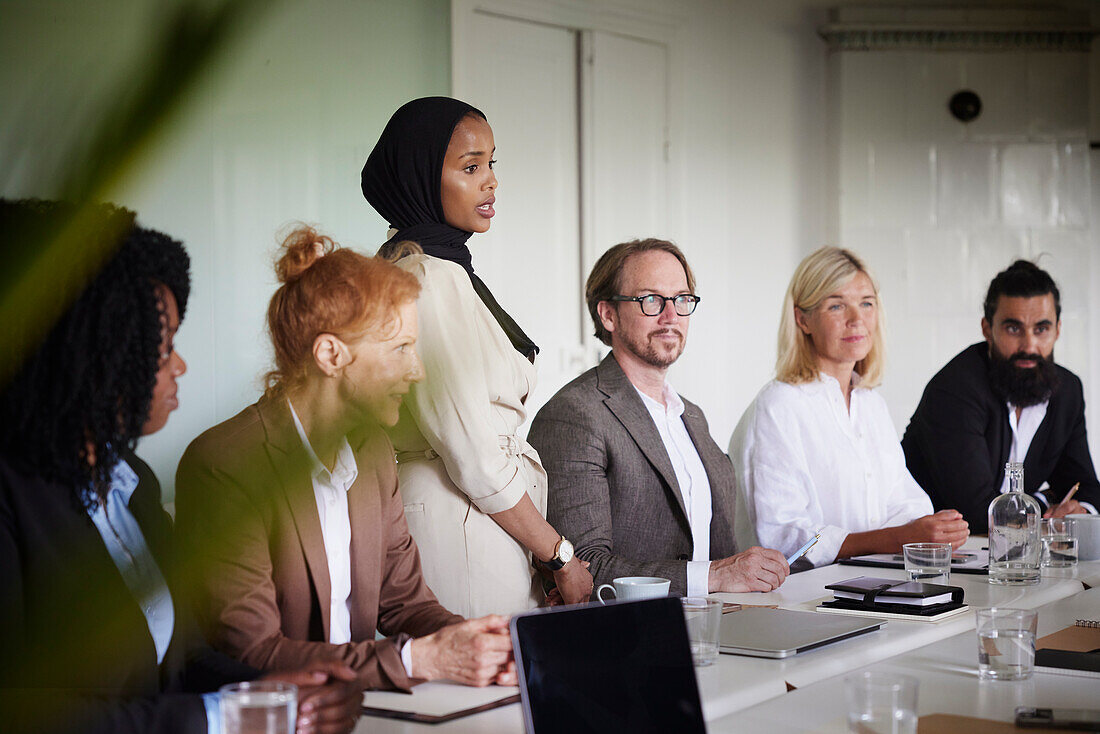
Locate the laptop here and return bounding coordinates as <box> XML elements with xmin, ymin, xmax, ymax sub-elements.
<box><xmin>719</xmin><ymin>607</ymin><xmax>885</xmax><ymax>658</ymax></box>
<box><xmin>511</xmin><ymin>597</ymin><xmax>706</xmax><ymax>734</ymax></box>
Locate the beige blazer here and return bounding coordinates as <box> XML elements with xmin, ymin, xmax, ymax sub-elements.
<box><xmin>174</xmin><ymin>394</ymin><xmax>461</xmax><ymax>691</ymax></box>
<box><xmin>388</xmin><ymin>254</ymin><xmax>546</xmax><ymax>618</ymax></box>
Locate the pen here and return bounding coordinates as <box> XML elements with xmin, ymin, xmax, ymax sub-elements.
<box><xmin>786</xmin><ymin>532</ymin><xmax>821</xmax><ymax>565</ymax></box>
<box><xmin>1054</xmin><ymin>482</ymin><xmax>1080</xmax><ymax>511</ymax></box>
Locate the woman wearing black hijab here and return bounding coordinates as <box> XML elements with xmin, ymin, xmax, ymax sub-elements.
<box><xmin>362</xmin><ymin>97</ymin><xmax>592</xmax><ymax>616</ymax></box>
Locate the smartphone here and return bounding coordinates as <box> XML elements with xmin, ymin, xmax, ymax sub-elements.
<box><xmin>1015</xmin><ymin>706</ymin><xmax>1100</xmax><ymax>730</ymax></box>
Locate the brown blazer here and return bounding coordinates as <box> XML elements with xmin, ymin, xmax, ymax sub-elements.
<box><xmin>174</xmin><ymin>394</ymin><xmax>462</xmax><ymax>691</ymax></box>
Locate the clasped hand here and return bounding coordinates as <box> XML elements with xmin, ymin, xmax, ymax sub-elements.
<box><xmin>262</xmin><ymin>661</ymin><xmax>361</xmax><ymax>734</ymax></box>
<box><xmin>410</xmin><ymin>616</ymin><xmax>517</xmax><ymax>687</ymax></box>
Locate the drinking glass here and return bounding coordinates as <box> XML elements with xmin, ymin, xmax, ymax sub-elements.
<box><xmin>902</xmin><ymin>542</ymin><xmax>951</xmax><ymax>585</ymax></box>
<box><xmin>975</xmin><ymin>608</ymin><xmax>1037</xmax><ymax>681</ymax></box>
<box><xmin>844</xmin><ymin>671</ymin><xmax>918</xmax><ymax>734</ymax></box>
<box><xmin>1040</xmin><ymin>517</ymin><xmax>1078</xmax><ymax>568</ymax></box>
<box><xmin>681</xmin><ymin>597</ymin><xmax>722</xmax><ymax>666</ymax></box>
<box><xmin>220</xmin><ymin>681</ymin><xmax>297</xmax><ymax>734</ymax></box>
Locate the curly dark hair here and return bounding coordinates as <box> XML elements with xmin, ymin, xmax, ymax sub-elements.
<box><xmin>0</xmin><ymin>199</ymin><xmax>190</xmax><ymax>509</ymax></box>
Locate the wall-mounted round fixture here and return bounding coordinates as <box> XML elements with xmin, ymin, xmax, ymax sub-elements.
<box><xmin>949</xmin><ymin>90</ymin><xmax>982</xmax><ymax>123</ymax></box>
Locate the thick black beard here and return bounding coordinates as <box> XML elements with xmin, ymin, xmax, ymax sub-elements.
<box><xmin>988</xmin><ymin>348</ymin><xmax>1061</xmax><ymax>407</ymax></box>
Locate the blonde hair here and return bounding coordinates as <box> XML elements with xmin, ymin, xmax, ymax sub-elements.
<box><xmin>776</xmin><ymin>246</ymin><xmax>885</xmax><ymax>388</ymax></box>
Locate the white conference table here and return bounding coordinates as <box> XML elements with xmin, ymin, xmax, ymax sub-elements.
<box><xmin>354</xmin><ymin>552</ymin><xmax>1089</xmax><ymax>733</ymax></box>
<box><xmin>718</xmin><ymin>585</ymin><xmax>1100</xmax><ymax>732</ymax></box>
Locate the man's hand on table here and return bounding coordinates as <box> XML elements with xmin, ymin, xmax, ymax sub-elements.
<box><xmin>709</xmin><ymin>546</ymin><xmax>789</xmax><ymax>592</ymax></box>
<box><xmin>410</xmin><ymin>616</ymin><xmax>517</xmax><ymax>687</ymax></box>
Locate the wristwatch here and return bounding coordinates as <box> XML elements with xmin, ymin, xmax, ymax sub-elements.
<box><xmin>544</xmin><ymin>536</ymin><xmax>574</xmax><ymax>571</ymax></box>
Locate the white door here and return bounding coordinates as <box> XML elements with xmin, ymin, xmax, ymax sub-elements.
<box><xmin>452</xmin><ymin>12</ymin><xmax>582</xmax><ymax>423</ymax></box>
<box><xmin>582</xmin><ymin>30</ymin><xmax>669</xmax><ymax>284</ymax></box>
<box><xmin>453</xmin><ymin>11</ymin><xmax>671</xmax><ymax>422</ymax></box>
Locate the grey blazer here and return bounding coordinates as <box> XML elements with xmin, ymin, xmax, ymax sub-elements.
<box><xmin>528</xmin><ymin>353</ymin><xmax>738</xmax><ymax>597</ymax></box>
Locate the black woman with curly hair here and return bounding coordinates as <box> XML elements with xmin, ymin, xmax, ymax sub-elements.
<box><xmin>0</xmin><ymin>199</ymin><xmax>362</xmax><ymax>734</ymax></box>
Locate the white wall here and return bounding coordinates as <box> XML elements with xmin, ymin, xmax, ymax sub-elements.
<box><xmin>661</xmin><ymin>0</ymin><xmax>830</xmax><ymax>445</ymax></box>
<box><xmin>2</xmin><ymin>0</ymin><xmax>1095</xmax><ymax>499</ymax></box>
<box><xmin>0</xmin><ymin>0</ymin><xmax>451</xmax><ymax>500</ymax></box>
<box><xmin>830</xmin><ymin>30</ymin><xmax>1097</xmax><ymax>462</ymax></box>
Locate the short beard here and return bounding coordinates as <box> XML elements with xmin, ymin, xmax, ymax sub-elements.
<box><xmin>988</xmin><ymin>348</ymin><xmax>1060</xmax><ymax>407</ymax></box>
<box><xmin>624</xmin><ymin>328</ymin><xmax>684</xmax><ymax>369</ymax></box>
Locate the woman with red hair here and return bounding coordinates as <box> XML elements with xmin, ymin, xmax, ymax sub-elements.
<box><xmin>175</xmin><ymin>225</ymin><xmax>517</xmax><ymax>694</ymax></box>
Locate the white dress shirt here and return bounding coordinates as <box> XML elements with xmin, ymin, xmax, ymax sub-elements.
<box><xmin>287</xmin><ymin>400</ymin><xmax>357</xmax><ymax>645</ymax></box>
<box><xmin>730</xmin><ymin>375</ymin><xmax>933</xmax><ymax>567</ymax></box>
<box><xmin>1001</xmin><ymin>400</ymin><xmax>1097</xmax><ymax>514</ymax></box>
<box><xmin>287</xmin><ymin>401</ymin><xmax>417</xmax><ymax>675</ymax></box>
<box><xmin>634</xmin><ymin>383</ymin><xmax>713</xmax><ymax>597</ymax></box>
<box><xmin>86</xmin><ymin>459</ymin><xmax>222</xmax><ymax>732</ymax></box>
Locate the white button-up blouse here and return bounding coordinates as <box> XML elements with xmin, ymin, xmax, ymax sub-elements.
<box><xmin>730</xmin><ymin>374</ymin><xmax>933</xmax><ymax>566</ymax></box>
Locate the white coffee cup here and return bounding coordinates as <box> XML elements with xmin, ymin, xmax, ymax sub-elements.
<box><xmin>596</xmin><ymin>576</ymin><xmax>671</xmax><ymax>603</ymax></box>
<box><xmin>1068</xmin><ymin>514</ymin><xmax>1100</xmax><ymax>561</ymax></box>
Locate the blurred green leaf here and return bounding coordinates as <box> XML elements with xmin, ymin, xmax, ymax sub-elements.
<box><xmin>0</xmin><ymin>0</ymin><xmax>272</xmax><ymax>389</ymax></box>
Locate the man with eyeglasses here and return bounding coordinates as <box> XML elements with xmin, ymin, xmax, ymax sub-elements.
<box><xmin>528</xmin><ymin>239</ymin><xmax>789</xmax><ymax>598</ymax></box>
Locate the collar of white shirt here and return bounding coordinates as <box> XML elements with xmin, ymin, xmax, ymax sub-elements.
<box><xmin>286</xmin><ymin>399</ymin><xmax>357</xmax><ymax>489</ymax></box>
<box><xmin>801</xmin><ymin>370</ymin><xmax>863</xmax><ymax>394</ymax></box>
<box><xmin>633</xmin><ymin>381</ymin><xmax>684</xmax><ymax>418</ymax></box>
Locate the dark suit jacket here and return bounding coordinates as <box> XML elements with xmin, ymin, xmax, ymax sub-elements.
<box><xmin>902</xmin><ymin>342</ymin><xmax>1100</xmax><ymax>532</ymax></box>
<box><xmin>0</xmin><ymin>451</ymin><xmax>257</xmax><ymax>734</ymax></box>
<box><xmin>175</xmin><ymin>394</ymin><xmax>461</xmax><ymax>692</ymax></box>
<box><xmin>528</xmin><ymin>353</ymin><xmax>738</xmax><ymax>597</ymax></box>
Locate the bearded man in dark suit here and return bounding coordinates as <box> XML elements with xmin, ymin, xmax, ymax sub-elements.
<box><xmin>903</xmin><ymin>260</ymin><xmax>1099</xmax><ymax>532</ymax></box>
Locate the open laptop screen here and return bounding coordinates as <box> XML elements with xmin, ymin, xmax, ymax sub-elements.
<box><xmin>511</xmin><ymin>597</ymin><xmax>705</xmax><ymax>734</ymax></box>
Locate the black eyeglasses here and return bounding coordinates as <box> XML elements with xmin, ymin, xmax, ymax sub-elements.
<box><xmin>608</xmin><ymin>294</ymin><xmax>701</xmax><ymax>317</ymax></box>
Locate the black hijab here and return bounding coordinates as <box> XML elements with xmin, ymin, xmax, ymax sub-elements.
<box><xmin>361</xmin><ymin>96</ymin><xmax>538</xmax><ymax>360</ymax></box>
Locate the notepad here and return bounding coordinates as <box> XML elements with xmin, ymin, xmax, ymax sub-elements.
<box><xmin>841</xmin><ymin>549</ymin><xmax>989</xmax><ymax>574</ymax></box>
<box><xmin>832</xmin><ymin>589</ymin><xmax>955</xmax><ymax>607</ymax></box>
<box><xmin>1034</xmin><ymin>623</ymin><xmax>1100</xmax><ymax>679</ymax></box>
<box><xmin>361</xmin><ymin>682</ymin><xmax>519</xmax><ymax>723</ymax></box>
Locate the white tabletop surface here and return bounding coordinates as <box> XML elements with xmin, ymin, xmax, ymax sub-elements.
<box><xmin>353</xmin><ymin>552</ymin><xmax>1087</xmax><ymax>733</ymax></box>
<box><xmin>716</xmin><ymin>586</ymin><xmax>1100</xmax><ymax>733</ymax></box>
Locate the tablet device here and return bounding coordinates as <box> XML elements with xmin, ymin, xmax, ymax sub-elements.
<box><xmin>511</xmin><ymin>597</ymin><xmax>705</xmax><ymax>734</ymax></box>
<box><xmin>720</xmin><ymin>607</ymin><xmax>885</xmax><ymax>658</ymax></box>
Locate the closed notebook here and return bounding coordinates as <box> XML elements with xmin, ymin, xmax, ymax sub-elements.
<box><xmin>819</xmin><ymin>576</ymin><xmax>965</xmax><ymax>618</ymax></box>
<box><xmin>1034</xmin><ymin>622</ymin><xmax>1100</xmax><ymax>678</ymax></box>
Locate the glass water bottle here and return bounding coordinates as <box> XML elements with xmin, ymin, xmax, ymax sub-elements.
<box><xmin>988</xmin><ymin>462</ymin><xmax>1041</xmax><ymax>585</ymax></box>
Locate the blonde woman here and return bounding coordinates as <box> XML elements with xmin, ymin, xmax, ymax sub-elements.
<box><xmin>729</xmin><ymin>247</ymin><xmax>968</xmax><ymax>567</ymax></box>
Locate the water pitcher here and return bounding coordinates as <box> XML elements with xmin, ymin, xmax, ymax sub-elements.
<box><xmin>988</xmin><ymin>462</ymin><xmax>1041</xmax><ymax>585</ymax></box>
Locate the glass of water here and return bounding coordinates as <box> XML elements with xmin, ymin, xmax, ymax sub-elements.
<box><xmin>220</xmin><ymin>681</ymin><xmax>297</xmax><ymax>734</ymax></box>
<box><xmin>681</xmin><ymin>597</ymin><xmax>722</xmax><ymax>666</ymax></box>
<box><xmin>975</xmin><ymin>607</ymin><xmax>1037</xmax><ymax>681</ymax></box>
<box><xmin>1040</xmin><ymin>517</ymin><xmax>1078</xmax><ymax>568</ymax></box>
<box><xmin>902</xmin><ymin>542</ymin><xmax>951</xmax><ymax>585</ymax></box>
<box><xmin>844</xmin><ymin>671</ymin><xmax>918</xmax><ymax>734</ymax></box>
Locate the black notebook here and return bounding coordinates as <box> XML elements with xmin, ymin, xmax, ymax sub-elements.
<box><xmin>819</xmin><ymin>576</ymin><xmax>966</xmax><ymax>619</ymax></box>
<box><xmin>1034</xmin><ymin>622</ymin><xmax>1100</xmax><ymax>678</ymax></box>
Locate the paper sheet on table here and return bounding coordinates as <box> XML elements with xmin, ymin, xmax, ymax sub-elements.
<box><xmin>361</xmin><ymin>681</ymin><xmax>519</xmax><ymax>719</ymax></box>
<box><xmin>843</xmin><ymin>549</ymin><xmax>988</xmax><ymax>572</ymax></box>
